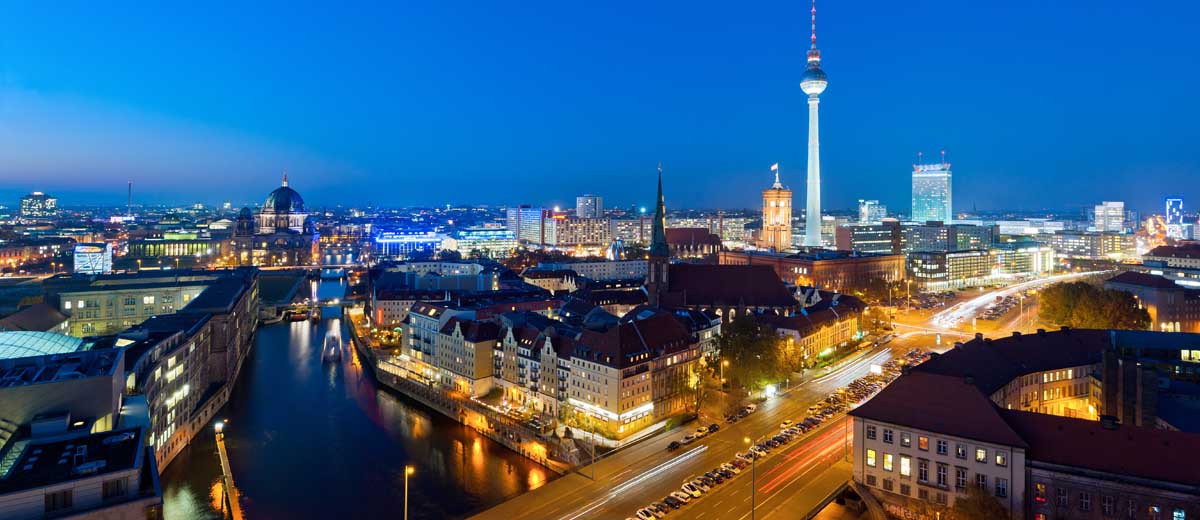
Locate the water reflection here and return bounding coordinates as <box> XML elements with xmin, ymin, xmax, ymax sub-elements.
<box><xmin>160</xmin><ymin>278</ymin><xmax>552</xmax><ymax>519</ymax></box>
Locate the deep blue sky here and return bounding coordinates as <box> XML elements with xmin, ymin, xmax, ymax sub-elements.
<box><xmin>1</xmin><ymin>1</ymin><xmax>1197</xmax><ymax>214</ymax></box>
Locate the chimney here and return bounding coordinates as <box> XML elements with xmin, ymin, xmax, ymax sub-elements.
<box><xmin>1099</xmin><ymin>415</ymin><xmax>1119</xmax><ymax>430</ymax></box>
<box><xmin>974</xmin><ymin>332</ymin><xmax>983</xmax><ymax>341</ymax></box>
<box><xmin>1060</xmin><ymin>326</ymin><xmax>1070</xmax><ymax>333</ymax></box>
<box><xmin>1037</xmin><ymin>328</ymin><xmax>1046</xmax><ymax>337</ymax></box>
<box><xmin>1012</xmin><ymin>331</ymin><xmax>1022</xmax><ymax>337</ymax></box>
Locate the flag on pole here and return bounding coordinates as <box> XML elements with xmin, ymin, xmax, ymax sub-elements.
<box><xmin>770</xmin><ymin>163</ymin><xmax>779</xmax><ymax>172</ymax></box>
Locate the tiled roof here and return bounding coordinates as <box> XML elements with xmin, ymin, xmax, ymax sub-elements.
<box><xmin>575</xmin><ymin>313</ymin><xmax>691</xmax><ymax>368</ymax></box>
<box><xmin>912</xmin><ymin>329</ymin><xmax>1106</xmax><ymax>395</ymax></box>
<box><xmin>1145</xmin><ymin>243</ymin><xmax>1200</xmax><ymax>259</ymax></box>
<box><xmin>0</xmin><ymin>303</ymin><xmax>68</xmax><ymax>332</ymax></box>
<box><xmin>1106</xmin><ymin>271</ymin><xmax>1184</xmax><ymax>290</ymax></box>
<box><xmin>441</xmin><ymin>317</ymin><xmax>501</xmax><ymax>342</ymax></box>
<box><xmin>666</xmin><ymin>228</ymin><xmax>721</xmax><ymax>246</ymax></box>
<box><xmin>665</xmin><ymin>264</ymin><xmax>797</xmax><ymax>308</ymax></box>
<box><xmin>1000</xmin><ymin>409</ymin><xmax>1200</xmax><ymax>486</ymax></box>
<box><xmin>850</xmin><ymin>371</ymin><xmax>1029</xmax><ymax>448</ymax></box>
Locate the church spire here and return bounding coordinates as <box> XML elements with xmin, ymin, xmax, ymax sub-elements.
<box><xmin>649</xmin><ymin>163</ymin><xmax>669</xmax><ymax>258</ymax></box>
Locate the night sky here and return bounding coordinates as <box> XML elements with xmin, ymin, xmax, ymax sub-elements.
<box><xmin>1</xmin><ymin>1</ymin><xmax>1197</xmax><ymax>213</ymax></box>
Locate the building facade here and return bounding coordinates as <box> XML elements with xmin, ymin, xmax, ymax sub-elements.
<box><xmin>911</xmin><ymin>162</ymin><xmax>952</xmax><ymax>224</ymax></box>
<box><xmin>835</xmin><ymin>221</ymin><xmax>903</xmax><ymax>254</ymax></box>
<box><xmin>907</xmin><ymin>250</ymin><xmax>997</xmax><ymax>290</ymax></box>
<box><xmin>758</xmin><ymin>171</ymin><xmax>794</xmax><ymax>251</ymax></box>
<box><xmin>19</xmin><ymin>192</ymin><xmax>58</xmax><ymax>220</ymax></box>
<box><xmin>230</xmin><ymin>175</ymin><xmax>318</xmax><ymax>267</ymax></box>
<box><xmin>1093</xmin><ymin>201</ymin><xmax>1127</xmax><ymax>233</ymax></box>
<box><xmin>576</xmin><ymin>194</ymin><xmax>603</xmax><ymax>218</ymax></box>
<box><xmin>720</xmin><ymin>249</ymin><xmax>906</xmax><ymax>295</ymax></box>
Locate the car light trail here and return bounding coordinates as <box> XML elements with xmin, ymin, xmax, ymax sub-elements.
<box><xmin>930</xmin><ymin>271</ymin><xmax>1110</xmax><ymax>329</ymax></box>
<box><xmin>560</xmin><ymin>445</ymin><xmax>708</xmax><ymax>520</ymax></box>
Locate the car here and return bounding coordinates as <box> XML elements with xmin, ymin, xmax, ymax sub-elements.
<box><xmin>744</xmin><ymin>403</ymin><xmax>758</xmax><ymax>413</ymax></box>
<box><xmin>651</xmin><ymin>502</ymin><xmax>670</xmax><ymax>514</ymax></box>
<box><xmin>731</xmin><ymin>459</ymin><xmax>750</xmax><ymax>469</ymax></box>
<box><xmin>699</xmin><ymin>475</ymin><xmax>716</xmax><ymax>486</ymax></box>
<box><xmin>681</xmin><ymin>434</ymin><xmax>696</xmax><ymax>444</ymax></box>
<box><xmin>670</xmin><ymin>491</ymin><xmax>692</xmax><ymax>503</ymax></box>
<box><xmin>765</xmin><ymin>439</ymin><xmax>780</xmax><ymax>448</ymax></box>
<box><xmin>721</xmin><ymin>462</ymin><xmax>742</xmax><ymax>474</ymax></box>
<box><xmin>694</xmin><ymin>427</ymin><xmax>708</xmax><ymax>438</ymax></box>
<box><xmin>736</xmin><ymin>452</ymin><xmax>754</xmax><ymax>462</ymax></box>
<box><xmin>707</xmin><ymin>423</ymin><xmax>720</xmax><ymax>433</ymax></box>
<box><xmin>663</xmin><ymin>496</ymin><xmax>683</xmax><ymax>508</ymax></box>
<box><xmin>690</xmin><ymin>479</ymin><xmax>711</xmax><ymax>492</ymax></box>
<box><xmin>736</xmin><ymin>410</ymin><xmax>749</xmax><ymax>419</ymax></box>
<box><xmin>704</xmin><ymin>472</ymin><xmax>723</xmax><ymax>484</ymax></box>
<box><xmin>725</xmin><ymin>414</ymin><xmax>738</xmax><ymax>423</ymax></box>
<box><xmin>780</xmin><ymin>419</ymin><xmax>794</xmax><ymax>429</ymax></box>
<box><xmin>636</xmin><ymin>507</ymin><xmax>663</xmax><ymax>519</ymax></box>
<box><xmin>717</xmin><ymin>469</ymin><xmax>735</xmax><ymax>479</ymax></box>
<box><xmin>667</xmin><ymin>441</ymin><xmax>681</xmax><ymax>451</ymax></box>
<box><xmin>681</xmin><ymin>483</ymin><xmax>703</xmax><ymax>498</ymax></box>
<box><xmin>750</xmin><ymin>446</ymin><xmax>768</xmax><ymax>457</ymax></box>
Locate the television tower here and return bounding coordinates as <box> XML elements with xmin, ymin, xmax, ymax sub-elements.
<box><xmin>801</xmin><ymin>0</ymin><xmax>828</xmax><ymax>247</ymax></box>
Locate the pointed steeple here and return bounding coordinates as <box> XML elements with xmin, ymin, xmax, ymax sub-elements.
<box><xmin>650</xmin><ymin>163</ymin><xmax>669</xmax><ymax>258</ymax></box>
<box><xmin>281</xmin><ymin>171</ymin><xmax>289</xmax><ymax>187</ymax></box>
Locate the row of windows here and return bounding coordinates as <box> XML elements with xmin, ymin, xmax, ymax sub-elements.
<box><xmin>865</xmin><ymin>449</ymin><xmax>1009</xmax><ymax>498</ymax></box>
<box><xmin>866</xmin><ymin>425</ymin><xmax>1007</xmax><ymax>466</ymax></box>
<box><xmin>1033</xmin><ymin>483</ymin><xmax>1188</xmax><ymax>519</ymax></box>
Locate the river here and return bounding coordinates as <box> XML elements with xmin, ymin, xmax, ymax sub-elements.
<box><xmin>159</xmin><ymin>278</ymin><xmax>551</xmax><ymax>519</ymax></box>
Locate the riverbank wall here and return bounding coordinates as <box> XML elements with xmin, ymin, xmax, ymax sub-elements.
<box><xmin>345</xmin><ymin>315</ymin><xmax>569</xmax><ymax>475</ymax></box>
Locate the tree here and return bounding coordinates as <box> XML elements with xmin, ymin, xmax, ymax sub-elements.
<box><xmin>951</xmin><ymin>486</ymin><xmax>1010</xmax><ymax>520</ymax></box>
<box><xmin>716</xmin><ymin>316</ymin><xmax>782</xmax><ymax>390</ymax></box>
<box><xmin>1038</xmin><ymin>281</ymin><xmax>1150</xmax><ymax>330</ymax></box>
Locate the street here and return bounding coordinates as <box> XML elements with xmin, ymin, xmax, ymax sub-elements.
<box><xmin>470</xmin><ymin>345</ymin><xmax>899</xmax><ymax>520</ymax></box>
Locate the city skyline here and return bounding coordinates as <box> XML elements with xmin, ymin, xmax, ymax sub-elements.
<box><xmin>1</xmin><ymin>1</ymin><xmax>1198</xmax><ymax>212</ymax></box>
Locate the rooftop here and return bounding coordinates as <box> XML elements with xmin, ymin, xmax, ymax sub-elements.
<box><xmin>664</xmin><ymin>264</ymin><xmax>797</xmax><ymax>308</ymax></box>
<box><xmin>0</xmin><ymin>347</ymin><xmax>122</xmax><ymax>389</ymax></box>
<box><xmin>0</xmin><ymin>331</ymin><xmax>85</xmax><ymax>360</ymax></box>
<box><xmin>1001</xmin><ymin>409</ymin><xmax>1200</xmax><ymax>487</ymax></box>
<box><xmin>1107</xmin><ymin>271</ymin><xmax>1191</xmax><ymax>290</ymax></box>
<box><xmin>849</xmin><ymin>371</ymin><xmax>1028</xmax><ymax>448</ymax></box>
<box><xmin>0</xmin><ymin>427</ymin><xmax>147</xmax><ymax>495</ymax></box>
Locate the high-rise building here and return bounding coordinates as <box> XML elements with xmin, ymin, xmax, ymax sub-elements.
<box><xmin>835</xmin><ymin>221</ymin><xmax>902</xmax><ymax>254</ymax></box>
<box><xmin>758</xmin><ymin>165</ymin><xmax>793</xmax><ymax>251</ymax></box>
<box><xmin>858</xmin><ymin>199</ymin><xmax>887</xmax><ymax>224</ymax></box>
<box><xmin>1166</xmin><ymin>198</ymin><xmax>1184</xmax><ymax>225</ymax></box>
<box><xmin>506</xmin><ymin>205</ymin><xmax>551</xmax><ymax>243</ymax></box>
<box><xmin>19</xmin><ymin>191</ymin><xmax>58</xmax><ymax>219</ymax></box>
<box><xmin>575</xmin><ymin>194</ymin><xmax>603</xmax><ymax>218</ymax></box>
<box><xmin>1166</xmin><ymin>198</ymin><xmax>1185</xmax><ymax>239</ymax></box>
<box><xmin>800</xmin><ymin>0</ymin><xmax>827</xmax><ymax>247</ymax></box>
<box><xmin>911</xmin><ymin>160</ymin><xmax>952</xmax><ymax>223</ymax></box>
<box><xmin>1092</xmin><ymin>201</ymin><xmax>1126</xmax><ymax>232</ymax></box>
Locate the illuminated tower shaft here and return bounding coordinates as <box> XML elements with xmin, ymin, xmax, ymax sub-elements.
<box><xmin>800</xmin><ymin>0</ymin><xmax>827</xmax><ymax>248</ymax></box>
<box><xmin>804</xmin><ymin>93</ymin><xmax>822</xmax><ymax>246</ymax></box>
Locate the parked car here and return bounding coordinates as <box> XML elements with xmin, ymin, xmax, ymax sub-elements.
<box><xmin>667</xmin><ymin>441</ymin><xmax>681</xmax><ymax>451</ymax></box>
<box><xmin>707</xmin><ymin>423</ymin><xmax>720</xmax><ymax>433</ymax></box>
<box><xmin>663</xmin><ymin>495</ymin><xmax>683</xmax><ymax>508</ymax></box>
<box><xmin>636</xmin><ymin>507</ymin><xmax>663</xmax><ymax>519</ymax></box>
<box><xmin>780</xmin><ymin>419</ymin><xmax>794</xmax><ymax>429</ymax></box>
<box><xmin>681</xmin><ymin>483</ymin><xmax>703</xmax><ymax>498</ymax></box>
<box><xmin>681</xmin><ymin>434</ymin><xmax>696</xmax><ymax>444</ymax></box>
<box><xmin>721</xmin><ymin>462</ymin><xmax>742</xmax><ymax>474</ymax></box>
<box><xmin>694</xmin><ymin>427</ymin><xmax>708</xmax><ymax>438</ymax></box>
<box><xmin>669</xmin><ymin>491</ymin><xmax>692</xmax><ymax>503</ymax></box>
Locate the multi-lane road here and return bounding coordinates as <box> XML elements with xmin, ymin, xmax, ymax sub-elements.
<box><xmin>471</xmin><ymin>346</ymin><xmax>898</xmax><ymax>520</ymax></box>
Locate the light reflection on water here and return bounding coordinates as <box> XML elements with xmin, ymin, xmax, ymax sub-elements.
<box><xmin>160</xmin><ymin>278</ymin><xmax>552</xmax><ymax>519</ymax></box>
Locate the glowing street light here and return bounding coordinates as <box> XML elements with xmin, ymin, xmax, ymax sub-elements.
<box><xmin>404</xmin><ymin>465</ymin><xmax>415</xmax><ymax>520</ymax></box>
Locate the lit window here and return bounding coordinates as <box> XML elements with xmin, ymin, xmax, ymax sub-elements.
<box><xmin>995</xmin><ymin>451</ymin><xmax>1007</xmax><ymax>467</ymax></box>
<box><xmin>918</xmin><ymin>436</ymin><xmax>929</xmax><ymax>451</ymax></box>
<box><xmin>883</xmin><ymin>453</ymin><xmax>893</xmax><ymax>471</ymax></box>
<box><xmin>900</xmin><ymin>455</ymin><xmax>911</xmax><ymax>477</ymax></box>
<box><xmin>866</xmin><ymin>449</ymin><xmax>876</xmax><ymax>467</ymax></box>
<box><xmin>976</xmin><ymin>448</ymin><xmax>987</xmax><ymax>463</ymax></box>
<box><xmin>900</xmin><ymin>432</ymin><xmax>911</xmax><ymax>447</ymax></box>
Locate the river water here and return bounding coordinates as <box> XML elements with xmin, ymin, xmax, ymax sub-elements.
<box><xmin>159</xmin><ymin>278</ymin><xmax>551</xmax><ymax>519</ymax></box>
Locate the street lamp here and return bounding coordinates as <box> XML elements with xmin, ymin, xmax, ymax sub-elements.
<box><xmin>744</xmin><ymin>436</ymin><xmax>757</xmax><ymax>520</ymax></box>
<box><xmin>721</xmin><ymin>359</ymin><xmax>729</xmax><ymax>386</ymax></box>
<box><xmin>404</xmin><ymin>465</ymin><xmax>415</xmax><ymax>520</ymax></box>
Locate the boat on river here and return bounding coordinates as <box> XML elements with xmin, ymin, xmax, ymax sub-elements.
<box><xmin>322</xmin><ymin>328</ymin><xmax>343</xmax><ymax>362</ymax></box>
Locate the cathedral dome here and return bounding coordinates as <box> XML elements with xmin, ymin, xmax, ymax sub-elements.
<box><xmin>263</xmin><ymin>173</ymin><xmax>304</xmax><ymax>214</ymax></box>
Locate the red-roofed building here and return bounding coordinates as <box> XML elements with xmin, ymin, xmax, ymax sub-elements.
<box><xmin>657</xmin><ymin>263</ymin><xmax>799</xmax><ymax>322</ymax></box>
<box><xmin>851</xmin><ymin>329</ymin><xmax>1200</xmax><ymax>519</ymax></box>
<box><xmin>665</xmin><ymin>228</ymin><xmax>722</xmax><ymax>259</ymax></box>
<box><xmin>1106</xmin><ymin>271</ymin><xmax>1200</xmax><ymax>333</ymax></box>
